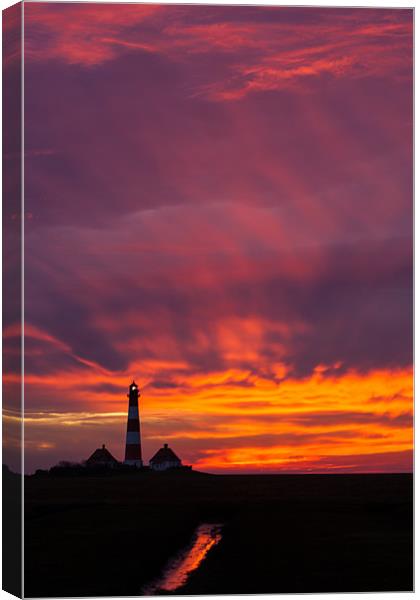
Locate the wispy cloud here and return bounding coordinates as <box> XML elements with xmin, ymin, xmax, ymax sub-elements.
<box><xmin>25</xmin><ymin>5</ymin><xmax>412</xmax><ymax>100</ymax></box>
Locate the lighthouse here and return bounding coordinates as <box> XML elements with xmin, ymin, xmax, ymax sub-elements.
<box><xmin>124</xmin><ymin>380</ymin><xmax>143</xmax><ymax>467</ymax></box>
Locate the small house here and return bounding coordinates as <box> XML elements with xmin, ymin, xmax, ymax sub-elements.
<box><xmin>86</xmin><ymin>444</ymin><xmax>119</xmax><ymax>468</ymax></box>
<box><xmin>149</xmin><ymin>443</ymin><xmax>182</xmax><ymax>471</ymax></box>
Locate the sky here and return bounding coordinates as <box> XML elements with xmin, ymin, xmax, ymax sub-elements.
<box><xmin>3</xmin><ymin>3</ymin><xmax>413</xmax><ymax>474</ymax></box>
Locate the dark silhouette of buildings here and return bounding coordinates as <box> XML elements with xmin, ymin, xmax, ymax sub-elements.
<box><xmin>150</xmin><ymin>443</ymin><xmax>182</xmax><ymax>471</ymax></box>
<box><xmin>86</xmin><ymin>444</ymin><xmax>119</xmax><ymax>468</ymax></box>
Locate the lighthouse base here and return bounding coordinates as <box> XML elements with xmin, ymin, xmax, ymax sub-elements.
<box><xmin>124</xmin><ymin>459</ymin><xmax>143</xmax><ymax>468</ymax></box>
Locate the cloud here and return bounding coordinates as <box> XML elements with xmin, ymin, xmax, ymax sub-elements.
<box><xmin>194</xmin><ymin>15</ymin><xmax>412</xmax><ymax>100</ymax></box>
<box><xmin>24</xmin><ymin>3</ymin><xmax>162</xmax><ymax>66</ymax></box>
<box><xmin>3</xmin><ymin>4</ymin><xmax>22</xmax><ymax>69</ymax></box>
<box><xmin>25</xmin><ymin>5</ymin><xmax>412</xmax><ymax>101</ymax></box>
<box><xmin>195</xmin><ymin>449</ymin><xmax>413</xmax><ymax>474</ymax></box>
<box><xmin>23</xmin><ymin>200</ymin><xmax>412</xmax><ymax>379</ymax></box>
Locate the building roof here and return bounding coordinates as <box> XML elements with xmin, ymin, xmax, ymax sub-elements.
<box><xmin>86</xmin><ymin>444</ymin><xmax>119</xmax><ymax>464</ymax></box>
<box><xmin>150</xmin><ymin>444</ymin><xmax>181</xmax><ymax>464</ymax></box>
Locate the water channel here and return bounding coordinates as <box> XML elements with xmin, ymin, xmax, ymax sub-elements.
<box><xmin>141</xmin><ymin>523</ymin><xmax>223</xmax><ymax>595</ymax></box>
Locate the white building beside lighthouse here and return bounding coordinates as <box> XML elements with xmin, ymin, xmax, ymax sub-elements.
<box><xmin>149</xmin><ymin>444</ymin><xmax>182</xmax><ymax>471</ymax></box>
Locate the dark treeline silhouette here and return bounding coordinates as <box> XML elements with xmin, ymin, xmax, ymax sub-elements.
<box><xmin>33</xmin><ymin>461</ymin><xmax>192</xmax><ymax>478</ymax></box>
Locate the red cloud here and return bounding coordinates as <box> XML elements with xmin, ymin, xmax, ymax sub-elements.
<box><xmin>24</xmin><ymin>5</ymin><xmax>412</xmax><ymax>100</ymax></box>
<box><xmin>24</xmin><ymin>3</ymin><xmax>162</xmax><ymax>65</ymax></box>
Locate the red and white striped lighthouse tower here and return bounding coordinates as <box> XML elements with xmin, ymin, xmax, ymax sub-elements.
<box><xmin>124</xmin><ymin>380</ymin><xmax>143</xmax><ymax>467</ymax></box>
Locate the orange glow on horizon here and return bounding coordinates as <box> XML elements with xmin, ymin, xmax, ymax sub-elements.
<box><xmin>12</xmin><ymin>328</ymin><xmax>412</xmax><ymax>473</ymax></box>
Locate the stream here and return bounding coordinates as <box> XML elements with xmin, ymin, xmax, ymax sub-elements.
<box><xmin>141</xmin><ymin>523</ymin><xmax>223</xmax><ymax>595</ymax></box>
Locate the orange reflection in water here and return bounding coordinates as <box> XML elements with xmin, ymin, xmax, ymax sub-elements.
<box><xmin>142</xmin><ymin>523</ymin><xmax>223</xmax><ymax>595</ymax></box>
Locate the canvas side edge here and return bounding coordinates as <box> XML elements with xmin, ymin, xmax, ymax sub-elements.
<box><xmin>2</xmin><ymin>2</ymin><xmax>23</xmax><ymax>598</ymax></box>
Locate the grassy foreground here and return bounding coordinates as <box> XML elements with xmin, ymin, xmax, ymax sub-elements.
<box><xmin>24</xmin><ymin>471</ymin><xmax>413</xmax><ymax>597</ymax></box>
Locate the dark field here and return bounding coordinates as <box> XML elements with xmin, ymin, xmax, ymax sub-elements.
<box><xmin>24</xmin><ymin>471</ymin><xmax>413</xmax><ymax>597</ymax></box>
